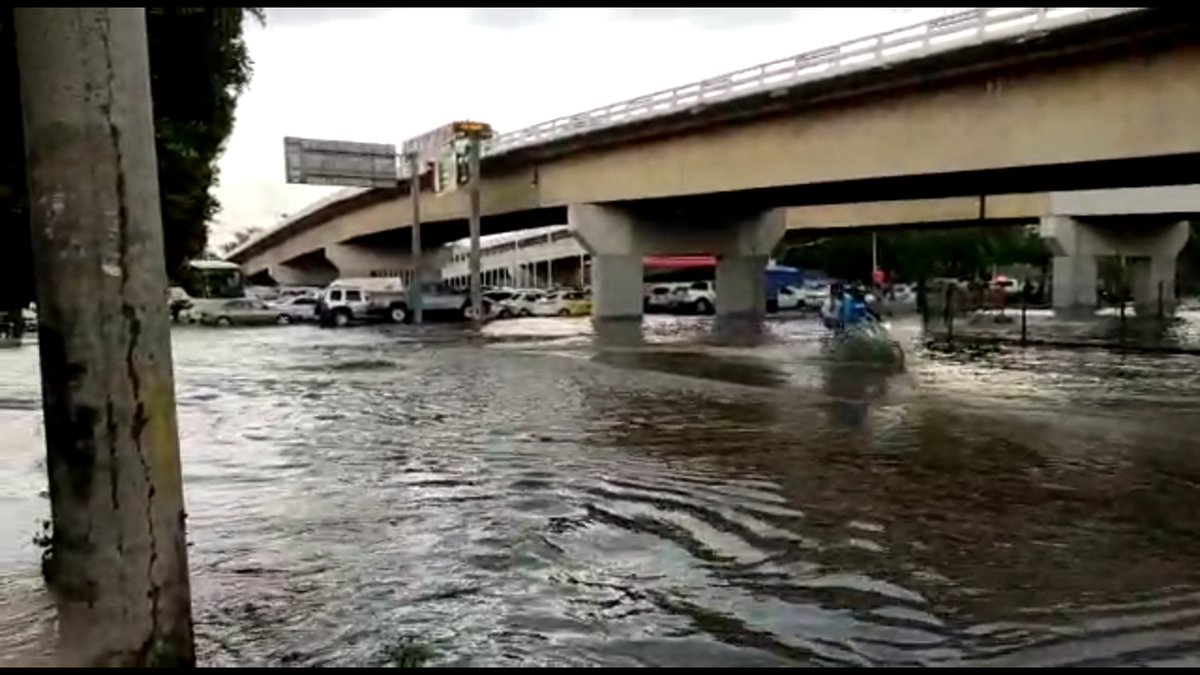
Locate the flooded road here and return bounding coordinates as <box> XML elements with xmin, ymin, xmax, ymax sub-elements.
<box><xmin>3</xmin><ymin>314</ymin><xmax>1200</xmax><ymax>666</ymax></box>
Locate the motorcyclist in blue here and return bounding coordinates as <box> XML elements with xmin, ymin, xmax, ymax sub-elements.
<box><xmin>838</xmin><ymin>287</ymin><xmax>879</xmax><ymax>332</ymax></box>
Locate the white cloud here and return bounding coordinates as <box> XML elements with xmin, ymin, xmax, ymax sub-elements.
<box><xmin>210</xmin><ymin>7</ymin><xmax>957</xmax><ymax>248</ymax></box>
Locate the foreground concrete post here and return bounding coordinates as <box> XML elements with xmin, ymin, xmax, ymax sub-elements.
<box><xmin>15</xmin><ymin>8</ymin><xmax>194</xmax><ymax>666</ymax></box>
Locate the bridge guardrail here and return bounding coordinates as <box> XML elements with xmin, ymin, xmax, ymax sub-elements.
<box><xmin>231</xmin><ymin>7</ymin><xmax>1142</xmax><ymax>263</ymax></box>
<box><xmin>483</xmin><ymin>7</ymin><xmax>1139</xmax><ymax>157</ymax></box>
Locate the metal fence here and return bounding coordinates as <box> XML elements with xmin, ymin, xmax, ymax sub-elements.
<box><xmin>913</xmin><ymin>279</ymin><xmax>1200</xmax><ymax>354</ymax></box>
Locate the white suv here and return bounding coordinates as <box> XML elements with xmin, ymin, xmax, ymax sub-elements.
<box><xmin>670</xmin><ymin>281</ymin><xmax>716</xmax><ymax>315</ymax></box>
<box><xmin>317</xmin><ymin>279</ymin><xmax>475</xmax><ymax>326</ymax></box>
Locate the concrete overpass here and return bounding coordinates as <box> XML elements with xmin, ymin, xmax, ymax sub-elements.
<box><xmin>227</xmin><ymin>7</ymin><xmax>1200</xmax><ymax>322</ymax></box>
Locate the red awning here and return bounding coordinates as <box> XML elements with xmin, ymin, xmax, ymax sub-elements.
<box><xmin>643</xmin><ymin>255</ymin><xmax>717</xmax><ymax>270</ymax></box>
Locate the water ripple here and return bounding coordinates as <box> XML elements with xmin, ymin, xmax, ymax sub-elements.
<box><xmin>1</xmin><ymin>317</ymin><xmax>1199</xmax><ymax>665</ymax></box>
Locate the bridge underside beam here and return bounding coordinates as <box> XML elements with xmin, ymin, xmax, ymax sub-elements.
<box><xmin>1040</xmin><ymin>216</ymin><xmax>1191</xmax><ymax>318</ymax></box>
<box><xmin>570</xmin><ymin>203</ymin><xmax>785</xmax><ymax>329</ymax></box>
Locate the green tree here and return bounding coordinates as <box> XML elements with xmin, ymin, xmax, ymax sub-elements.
<box><xmin>0</xmin><ymin>8</ymin><xmax>262</xmax><ymax>311</ymax></box>
<box><xmin>219</xmin><ymin>226</ymin><xmax>262</xmax><ymax>256</ymax></box>
<box><xmin>781</xmin><ymin>224</ymin><xmax>1051</xmax><ymax>283</ymax></box>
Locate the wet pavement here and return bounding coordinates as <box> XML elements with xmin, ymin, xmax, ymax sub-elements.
<box><xmin>3</xmin><ymin>313</ymin><xmax>1200</xmax><ymax>666</ymax></box>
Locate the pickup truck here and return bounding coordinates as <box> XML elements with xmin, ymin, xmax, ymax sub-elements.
<box><xmin>316</xmin><ymin>278</ymin><xmax>477</xmax><ymax>327</ymax></box>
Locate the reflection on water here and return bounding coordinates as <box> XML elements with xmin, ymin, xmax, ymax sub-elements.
<box><xmin>2</xmin><ymin>315</ymin><xmax>1200</xmax><ymax>666</ymax></box>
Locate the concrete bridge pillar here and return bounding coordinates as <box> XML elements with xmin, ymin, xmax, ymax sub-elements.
<box><xmin>324</xmin><ymin>242</ymin><xmax>411</xmax><ymax>279</ymax></box>
<box><xmin>569</xmin><ymin>203</ymin><xmax>785</xmax><ymax>331</ymax></box>
<box><xmin>324</xmin><ymin>242</ymin><xmax>450</xmax><ymax>283</ymax></box>
<box><xmin>716</xmin><ymin>255</ymin><xmax>769</xmax><ymax>319</ymax></box>
<box><xmin>715</xmin><ymin>209</ymin><xmax>785</xmax><ymax>324</ymax></box>
<box><xmin>1049</xmin><ymin>254</ymin><xmax>1098</xmax><ymax>316</ymax></box>
<box><xmin>1127</xmin><ymin>220</ymin><xmax>1190</xmax><ymax>318</ymax></box>
<box><xmin>1128</xmin><ymin>256</ymin><xmax>1178</xmax><ymax>318</ymax></box>
<box><xmin>590</xmin><ymin>254</ymin><xmax>645</xmax><ymax>320</ymax></box>
<box><xmin>1040</xmin><ymin>216</ymin><xmax>1190</xmax><ymax>318</ymax></box>
<box><xmin>268</xmin><ymin>261</ymin><xmax>337</xmax><ymax>288</ymax></box>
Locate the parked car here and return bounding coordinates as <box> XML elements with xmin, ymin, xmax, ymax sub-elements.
<box><xmin>272</xmin><ymin>295</ymin><xmax>320</xmax><ymax>322</ymax></box>
<box><xmin>776</xmin><ymin>285</ymin><xmax>803</xmax><ymax>311</ymax></box>
<box><xmin>483</xmin><ymin>289</ymin><xmax>516</xmax><ymax>319</ymax></box>
<box><xmin>195</xmin><ymin>298</ymin><xmax>291</xmax><ymax>327</ymax></box>
<box><xmin>799</xmin><ymin>281</ymin><xmax>833</xmax><ymax>310</ymax></box>
<box><xmin>168</xmin><ymin>286</ymin><xmax>193</xmax><ymax>322</ymax></box>
<box><xmin>889</xmin><ymin>283</ymin><xmax>917</xmax><ymax>306</ymax></box>
<box><xmin>644</xmin><ymin>283</ymin><xmax>686</xmax><ymax>313</ymax></box>
<box><xmin>532</xmin><ymin>289</ymin><xmax>592</xmax><ymax>317</ymax></box>
<box><xmin>495</xmin><ymin>290</ymin><xmax>546</xmax><ymax>318</ymax></box>
<box><xmin>670</xmin><ymin>281</ymin><xmax>716</xmax><ymax>314</ymax></box>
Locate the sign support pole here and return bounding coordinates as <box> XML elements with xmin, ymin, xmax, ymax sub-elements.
<box><xmin>468</xmin><ymin>134</ymin><xmax>484</xmax><ymax>324</ymax></box>
<box><xmin>407</xmin><ymin>152</ymin><xmax>423</xmax><ymax>324</ymax></box>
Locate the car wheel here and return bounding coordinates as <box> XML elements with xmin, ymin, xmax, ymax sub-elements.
<box><xmin>215</xmin><ymin>316</ymin><xmax>232</xmax><ymax>327</ymax></box>
<box><xmin>333</xmin><ymin>310</ymin><xmax>351</xmax><ymax>328</ymax></box>
<box><xmin>557</xmin><ymin>308</ymin><xmax>571</xmax><ymax>317</ymax></box>
<box><xmin>695</xmin><ymin>298</ymin><xmax>713</xmax><ymax>315</ymax></box>
<box><xmin>389</xmin><ymin>305</ymin><xmax>408</xmax><ymax>324</ymax></box>
<box><xmin>277</xmin><ymin>314</ymin><xmax>291</xmax><ymax>326</ymax></box>
<box><xmin>498</xmin><ymin>308</ymin><xmax>512</xmax><ymax>319</ymax></box>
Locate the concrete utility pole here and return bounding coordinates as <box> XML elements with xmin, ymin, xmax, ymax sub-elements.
<box><xmin>407</xmin><ymin>152</ymin><xmax>424</xmax><ymax>324</ymax></box>
<box><xmin>467</xmin><ymin>134</ymin><xmax>484</xmax><ymax>323</ymax></box>
<box><xmin>14</xmin><ymin>7</ymin><xmax>194</xmax><ymax>666</ymax></box>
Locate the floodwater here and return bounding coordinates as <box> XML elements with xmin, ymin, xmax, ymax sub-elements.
<box><xmin>3</xmin><ymin>313</ymin><xmax>1200</xmax><ymax>667</ymax></box>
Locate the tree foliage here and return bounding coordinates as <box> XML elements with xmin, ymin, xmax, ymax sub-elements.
<box><xmin>781</xmin><ymin>225</ymin><xmax>1054</xmax><ymax>283</ymax></box>
<box><xmin>219</xmin><ymin>226</ymin><xmax>263</xmax><ymax>256</ymax></box>
<box><xmin>0</xmin><ymin>8</ymin><xmax>261</xmax><ymax>310</ymax></box>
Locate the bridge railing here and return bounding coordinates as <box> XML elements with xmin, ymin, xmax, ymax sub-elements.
<box><xmin>483</xmin><ymin>7</ymin><xmax>1139</xmax><ymax>157</ymax></box>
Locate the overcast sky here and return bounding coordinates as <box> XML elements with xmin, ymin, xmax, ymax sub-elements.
<box><xmin>209</xmin><ymin>7</ymin><xmax>957</xmax><ymax>248</ymax></box>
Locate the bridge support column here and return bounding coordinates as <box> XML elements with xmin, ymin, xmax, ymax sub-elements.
<box><xmin>1049</xmin><ymin>254</ymin><xmax>1098</xmax><ymax>317</ymax></box>
<box><xmin>268</xmin><ymin>261</ymin><xmax>337</xmax><ymax>287</ymax></box>
<box><xmin>590</xmin><ymin>254</ymin><xmax>644</xmax><ymax>320</ymax></box>
<box><xmin>325</xmin><ymin>242</ymin><xmax>412</xmax><ymax>279</ymax></box>
<box><xmin>1041</xmin><ymin>216</ymin><xmax>1097</xmax><ymax>317</ymax></box>
<box><xmin>1128</xmin><ymin>221</ymin><xmax>1189</xmax><ymax>318</ymax></box>
<box><xmin>324</xmin><ymin>242</ymin><xmax>449</xmax><ymax>283</ymax></box>
<box><xmin>1129</xmin><ymin>255</ymin><xmax>1177</xmax><ymax>319</ymax></box>
<box><xmin>714</xmin><ymin>210</ymin><xmax>785</xmax><ymax>328</ymax></box>
<box><xmin>716</xmin><ymin>255</ymin><xmax>769</xmax><ymax>319</ymax></box>
<box><xmin>570</xmin><ymin>203</ymin><xmax>786</xmax><ymax>336</ymax></box>
<box><xmin>1040</xmin><ymin>216</ymin><xmax>1190</xmax><ymax>319</ymax></box>
<box><xmin>570</xmin><ymin>204</ymin><xmax>645</xmax><ymax>328</ymax></box>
